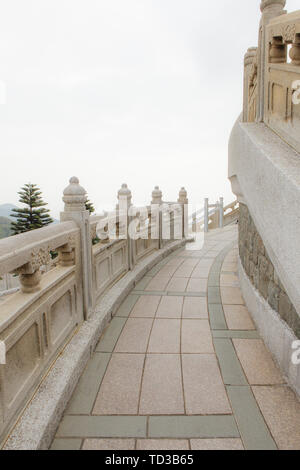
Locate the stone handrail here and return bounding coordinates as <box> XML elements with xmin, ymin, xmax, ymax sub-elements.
<box><xmin>191</xmin><ymin>198</ymin><xmax>239</xmax><ymax>233</ymax></box>
<box><xmin>0</xmin><ymin>177</ymin><xmax>188</xmax><ymax>444</ymax></box>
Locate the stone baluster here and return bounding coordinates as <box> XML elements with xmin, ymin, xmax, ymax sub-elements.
<box><xmin>257</xmin><ymin>0</ymin><xmax>286</xmax><ymax>121</ymax></box>
<box><xmin>151</xmin><ymin>186</ymin><xmax>163</xmax><ymax>247</ymax></box>
<box><xmin>269</xmin><ymin>37</ymin><xmax>286</xmax><ymax>63</ymax></box>
<box><xmin>60</xmin><ymin>176</ymin><xmax>93</xmax><ymax>320</ymax></box>
<box><xmin>290</xmin><ymin>36</ymin><xmax>300</xmax><ymax>65</ymax></box>
<box><xmin>219</xmin><ymin>197</ymin><xmax>224</xmax><ymax>228</ymax></box>
<box><xmin>117</xmin><ymin>183</ymin><xmax>133</xmax><ymax>269</ymax></box>
<box><xmin>178</xmin><ymin>187</ymin><xmax>188</xmax><ymax>239</ymax></box>
<box><xmin>243</xmin><ymin>47</ymin><xmax>258</xmax><ymax>122</ymax></box>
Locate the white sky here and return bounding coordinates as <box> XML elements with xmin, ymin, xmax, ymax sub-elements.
<box><xmin>0</xmin><ymin>0</ymin><xmax>299</xmax><ymax>218</ymax></box>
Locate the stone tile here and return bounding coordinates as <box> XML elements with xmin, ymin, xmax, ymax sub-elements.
<box><xmin>182</xmin><ymin>297</ymin><xmax>208</xmax><ymax>319</ymax></box>
<box><xmin>115</xmin><ymin>318</ymin><xmax>153</xmax><ymax>353</ymax></box>
<box><xmin>156</xmin><ymin>296</ymin><xmax>183</xmax><ymax>318</ymax></box>
<box><xmin>191</xmin><ymin>267</ymin><xmax>211</xmax><ymax>278</ymax></box>
<box><xmin>186</xmin><ymin>278</ymin><xmax>207</xmax><ymax>293</ymax></box>
<box><xmin>51</xmin><ymin>439</ymin><xmax>82</xmax><ymax>450</ymax></box>
<box><xmin>173</xmin><ymin>265</ymin><xmax>194</xmax><ymax>278</ymax></box>
<box><xmin>221</xmin><ymin>287</ymin><xmax>244</xmax><ymax>305</ymax></box>
<box><xmin>167</xmin><ymin>277</ymin><xmax>188</xmax><ymax>292</ymax></box>
<box><xmin>165</xmin><ymin>258</ymin><xmax>185</xmax><ymax>267</ymax></box>
<box><xmin>190</xmin><ymin>439</ymin><xmax>244</xmax><ymax>450</ymax></box>
<box><xmin>233</xmin><ymin>339</ymin><xmax>285</xmax><ymax>385</ymax></box>
<box><xmin>139</xmin><ymin>354</ymin><xmax>184</xmax><ymax>415</ymax></box>
<box><xmin>220</xmin><ymin>274</ymin><xmax>239</xmax><ymax>287</ymax></box>
<box><xmin>222</xmin><ymin>262</ymin><xmax>237</xmax><ymax>272</ymax></box>
<box><xmin>252</xmin><ymin>385</ymin><xmax>300</xmax><ymax>450</ymax></box>
<box><xmin>207</xmin><ymin>287</ymin><xmax>222</xmax><ymax>304</ymax></box>
<box><xmin>148</xmin><ymin>319</ymin><xmax>181</xmax><ymax>353</ymax></box>
<box><xmin>226</xmin><ymin>386</ymin><xmax>277</xmax><ymax>450</ymax></box>
<box><xmin>182</xmin><ymin>354</ymin><xmax>232</xmax><ymax>415</ymax></box>
<box><xmin>146</xmin><ymin>277</ymin><xmax>170</xmax><ymax>291</ymax></box>
<box><xmin>181</xmin><ymin>320</ymin><xmax>214</xmax><ymax>353</ymax></box>
<box><xmin>212</xmin><ymin>330</ymin><xmax>260</xmax><ymax>339</ymax></box>
<box><xmin>148</xmin><ymin>415</ymin><xmax>239</xmax><ymax>439</ymax></box>
<box><xmin>116</xmin><ymin>294</ymin><xmax>140</xmax><ymax>317</ymax></box>
<box><xmin>93</xmin><ymin>354</ymin><xmax>144</xmax><ymax>415</ymax></box>
<box><xmin>207</xmin><ymin>271</ymin><xmax>220</xmax><ymax>287</ymax></box>
<box><xmin>134</xmin><ymin>276</ymin><xmax>152</xmax><ymax>291</ymax></box>
<box><xmin>96</xmin><ymin>318</ymin><xmax>127</xmax><ymax>352</ymax></box>
<box><xmin>223</xmin><ymin>305</ymin><xmax>255</xmax><ymax>331</ymax></box>
<box><xmin>130</xmin><ymin>295</ymin><xmax>161</xmax><ymax>318</ymax></box>
<box><xmin>154</xmin><ymin>265</ymin><xmax>177</xmax><ymax>278</ymax></box>
<box><xmin>208</xmin><ymin>304</ymin><xmax>227</xmax><ymax>330</ymax></box>
<box><xmin>66</xmin><ymin>353</ymin><xmax>111</xmax><ymax>415</ymax></box>
<box><xmin>82</xmin><ymin>439</ymin><xmax>135</xmax><ymax>450</ymax></box>
<box><xmin>213</xmin><ymin>338</ymin><xmax>247</xmax><ymax>385</ymax></box>
<box><xmin>136</xmin><ymin>439</ymin><xmax>189</xmax><ymax>450</ymax></box>
<box><xmin>181</xmin><ymin>258</ymin><xmax>199</xmax><ymax>268</ymax></box>
<box><xmin>57</xmin><ymin>416</ymin><xmax>147</xmax><ymax>438</ymax></box>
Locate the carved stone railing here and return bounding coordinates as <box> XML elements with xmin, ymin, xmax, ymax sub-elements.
<box><xmin>191</xmin><ymin>198</ymin><xmax>239</xmax><ymax>233</ymax></box>
<box><xmin>265</xmin><ymin>11</ymin><xmax>300</xmax><ymax>153</ymax></box>
<box><xmin>0</xmin><ymin>177</ymin><xmax>188</xmax><ymax>443</ymax></box>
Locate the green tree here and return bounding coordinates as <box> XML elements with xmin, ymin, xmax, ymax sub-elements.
<box><xmin>11</xmin><ymin>183</ymin><xmax>53</xmax><ymax>235</ymax></box>
<box><xmin>85</xmin><ymin>199</ymin><xmax>95</xmax><ymax>214</ymax></box>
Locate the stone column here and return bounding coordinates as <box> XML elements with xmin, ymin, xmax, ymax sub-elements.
<box><xmin>60</xmin><ymin>177</ymin><xmax>93</xmax><ymax>320</ymax></box>
<box><xmin>117</xmin><ymin>184</ymin><xmax>134</xmax><ymax>270</ymax></box>
<box><xmin>219</xmin><ymin>197</ymin><xmax>224</xmax><ymax>228</ymax></box>
<box><xmin>243</xmin><ymin>47</ymin><xmax>258</xmax><ymax>122</ymax></box>
<box><xmin>257</xmin><ymin>0</ymin><xmax>286</xmax><ymax>122</ymax></box>
<box><xmin>178</xmin><ymin>187</ymin><xmax>188</xmax><ymax>239</ymax></box>
<box><xmin>204</xmin><ymin>198</ymin><xmax>209</xmax><ymax>233</ymax></box>
<box><xmin>151</xmin><ymin>186</ymin><xmax>163</xmax><ymax>247</ymax></box>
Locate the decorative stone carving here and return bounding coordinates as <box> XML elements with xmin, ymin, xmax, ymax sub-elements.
<box><xmin>63</xmin><ymin>176</ymin><xmax>87</xmax><ymax>212</ymax></box>
<box><xmin>178</xmin><ymin>187</ymin><xmax>188</xmax><ymax>204</ymax></box>
<box><xmin>151</xmin><ymin>186</ymin><xmax>163</xmax><ymax>205</ymax></box>
<box><xmin>282</xmin><ymin>23</ymin><xmax>296</xmax><ymax>42</ymax></box>
<box><xmin>260</xmin><ymin>0</ymin><xmax>286</xmax><ymax>14</ymax></box>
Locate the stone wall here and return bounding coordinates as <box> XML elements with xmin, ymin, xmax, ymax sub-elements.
<box><xmin>239</xmin><ymin>203</ymin><xmax>300</xmax><ymax>339</ymax></box>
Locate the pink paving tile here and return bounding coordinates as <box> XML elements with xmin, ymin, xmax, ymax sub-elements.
<box><xmin>148</xmin><ymin>319</ymin><xmax>181</xmax><ymax>353</ymax></box>
<box><xmin>190</xmin><ymin>439</ymin><xmax>244</xmax><ymax>450</ymax></box>
<box><xmin>220</xmin><ymin>274</ymin><xmax>240</xmax><ymax>287</ymax></box>
<box><xmin>146</xmin><ymin>277</ymin><xmax>170</xmax><ymax>291</ymax></box>
<box><xmin>191</xmin><ymin>267</ymin><xmax>211</xmax><ymax>278</ymax></box>
<box><xmin>186</xmin><ymin>278</ymin><xmax>207</xmax><ymax>293</ymax></box>
<box><xmin>182</xmin><ymin>354</ymin><xmax>232</xmax><ymax>415</ymax></box>
<box><xmin>221</xmin><ymin>287</ymin><xmax>244</xmax><ymax>305</ymax></box>
<box><xmin>130</xmin><ymin>295</ymin><xmax>161</xmax><ymax>318</ymax></box>
<box><xmin>93</xmin><ymin>354</ymin><xmax>144</xmax><ymax>415</ymax></box>
<box><xmin>223</xmin><ymin>305</ymin><xmax>255</xmax><ymax>330</ymax></box>
<box><xmin>154</xmin><ymin>265</ymin><xmax>178</xmax><ymax>278</ymax></box>
<box><xmin>233</xmin><ymin>339</ymin><xmax>285</xmax><ymax>385</ymax></box>
<box><xmin>156</xmin><ymin>296</ymin><xmax>183</xmax><ymax>318</ymax></box>
<box><xmin>137</xmin><ymin>440</ymin><xmax>189</xmax><ymax>450</ymax></box>
<box><xmin>82</xmin><ymin>439</ymin><xmax>135</xmax><ymax>450</ymax></box>
<box><xmin>115</xmin><ymin>318</ymin><xmax>153</xmax><ymax>353</ymax></box>
<box><xmin>166</xmin><ymin>277</ymin><xmax>188</xmax><ymax>292</ymax></box>
<box><xmin>139</xmin><ymin>354</ymin><xmax>184</xmax><ymax>415</ymax></box>
<box><xmin>181</xmin><ymin>319</ymin><xmax>214</xmax><ymax>353</ymax></box>
<box><xmin>182</xmin><ymin>297</ymin><xmax>208</xmax><ymax>319</ymax></box>
<box><xmin>173</xmin><ymin>265</ymin><xmax>194</xmax><ymax>278</ymax></box>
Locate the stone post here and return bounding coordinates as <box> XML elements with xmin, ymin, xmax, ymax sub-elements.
<box><xmin>219</xmin><ymin>197</ymin><xmax>224</xmax><ymax>228</ymax></box>
<box><xmin>204</xmin><ymin>198</ymin><xmax>209</xmax><ymax>233</ymax></box>
<box><xmin>243</xmin><ymin>47</ymin><xmax>258</xmax><ymax>122</ymax></box>
<box><xmin>60</xmin><ymin>177</ymin><xmax>93</xmax><ymax>320</ymax></box>
<box><xmin>117</xmin><ymin>184</ymin><xmax>133</xmax><ymax>270</ymax></box>
<box><xmin>178</xmin><ymin>187</ymin><xmax>188</xmax><ymax>239</ymax></box>
<box><xmin>151</xmin><ymin>186</ymin><xmax>163</xmax><ymax>248</ymax></box>
<box><xmin>257</xmin><ymin>0</ymin><xmax>286</xmax><ymax>122</ymax></box>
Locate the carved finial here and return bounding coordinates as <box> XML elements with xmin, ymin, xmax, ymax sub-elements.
<box><xmin>151</xmin><ymin>186</ymin><xmax>163</xmax><ymax>205</ymax></box>
<box><xmin>260</xmin><ymin>0</ymin><xmax>286</xmax><ymax>12</ymax></box>
<box><xmin>63</xmin><ymin>176</ymin><xmax>87</xmax><ymax>212</ymax></box>
<box><xmin>178</xmin><ymin>187</ymin><xmax>188</xmax><ymax>204</ymax></box>
<box><xmin>117</xmin><ymin>183</ymin><xmax>132</xmax><ymax>206</ymax></box>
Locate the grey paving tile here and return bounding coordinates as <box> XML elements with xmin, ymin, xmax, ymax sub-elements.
<box><xmin>208</xmin><ymin>304</ymin><xmax>227</xmax><ymax>330</ymax></box>
<box><xmin>116</xmin><ymin>294</ymin><xmax>140</xmax><ymax>317</ymax></box>
<box><xmin>208</xmin><ymin>271</ymin><xmax>220</xmax><ymax>287</ymax></box>
<box><xmin>213</xmin><ymin>338</ymin><xmax>248</xmax><ymax>385</ymax></box>
<box><xmin>226</xmin><ymin>386</ymin><xmax>277</xmax><ymax>450</ymax></box>
<box><xmin>148</xmin><ymin>416</ymin><xmax>239</xmax><ymax>439</ymax></box>
<box><xmin>65</xmin><ymin>353</ymin><xmax>111</xmax><ymax>415</ymax></box>
<box><xmin>212</xmin><ymin>330</ymin><xmax>260</xmax><ymax>339</ymax></box>
<box><xmin>57</xmin><ymin>415</ymin><xmax>147</xmax><ymax>438</ymax></box>
<box><xmin>96</xmin><ymin>317</ymin><xmax>127</xmax><ymax>352</ymax></box>
<box><xmin>51</xmin><ymin>439</ymin><xmax>82</xmax><ymax>450</ymax></box>
<box><xmin>207</xmin><ymin>287</ymin><xmax>222</xmax><ymax>304</ymax></box>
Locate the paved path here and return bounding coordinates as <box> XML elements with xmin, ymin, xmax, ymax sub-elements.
<box><xmin>51</xmin><ymin>226</ymin><xmax>300</xmax><ymax>450</ymax></box>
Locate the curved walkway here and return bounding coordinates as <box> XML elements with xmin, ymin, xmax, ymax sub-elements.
<box><xmin>51</xmin><ymin>225</ymin><xmax>300</xmax><ymax>451</ymax></box>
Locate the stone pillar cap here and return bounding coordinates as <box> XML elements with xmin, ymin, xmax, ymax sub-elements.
<box><xmin>63</xmin><ymin>176</ymin><xmax>87</xmax><ymax>211</ymax></box>
<box><xmin>260</xmin><ymin>0</ymin><xmax>286</xmax><ymax>12</ymax></box>
<box><xmin>118</xmin><ymin>183</ymin><xmax>131</xmax><ymax>198</ymax></box>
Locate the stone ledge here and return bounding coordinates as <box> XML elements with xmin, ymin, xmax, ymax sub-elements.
<box><xmin>2</xmin><ymin>239</ymin><xmax>187</xmax><ymax>450</ymax></box>
<box><xmin>238</xmin><ymin>257</ymin><xmax>300</xmax><ymax>399</ymax></box>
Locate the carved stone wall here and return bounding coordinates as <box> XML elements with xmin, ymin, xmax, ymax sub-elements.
<box><xmin>239</xmin><ymin>203</ymin><xmax>300</xmax><ymax>338</ymax></box>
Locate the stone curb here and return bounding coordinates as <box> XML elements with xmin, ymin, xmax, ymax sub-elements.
<box><xmin>3</xmin><ymin>239</ymin><xmax>188</xmax><ymax>450</ymax></box>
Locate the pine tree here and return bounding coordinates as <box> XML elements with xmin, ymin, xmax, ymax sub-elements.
<box><xmin>11</xmin><ymin>183</ymin><xmax>53</xmax><ymax>235</ymax></box>
<box><xmin>85</xmin><ymin>199</ymin><xmax>95</xmax><ymax>214</ymax></box>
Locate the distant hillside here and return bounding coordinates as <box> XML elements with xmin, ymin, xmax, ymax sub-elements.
<box><xmin>0</xmin><ymin>203</ymin><xmax>18</xmax><ymax>219</ymax></box>
<box><xmin>0</xmin><ymin>216</ymin><xmax>12</xmax><ymax>239</ymax></box>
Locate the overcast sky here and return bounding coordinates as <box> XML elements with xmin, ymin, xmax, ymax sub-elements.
<box><xmin>0</xmin><ymin>0</ymin><xmax>299</xmax><ymax>218</ymax></box>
